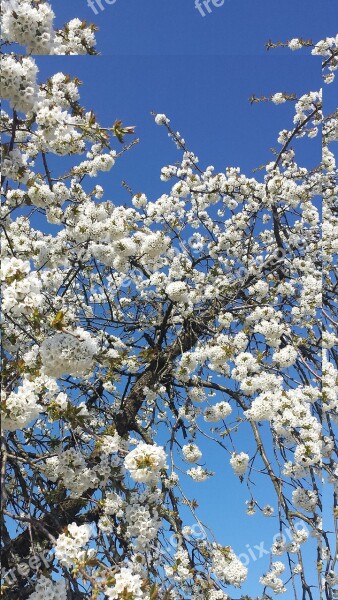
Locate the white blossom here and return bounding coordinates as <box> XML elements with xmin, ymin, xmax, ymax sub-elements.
<box><xmin>54</xmin><ymin>523</ymin><xmax>94</xmax><ymax>567</ymax></box>
<box><xmin>124</xmin><ymin>443</ymin><xmax>167</xmax><ymax>484</ymax></box>
<box><xmin>230</xmin><ymin>452</ymin><xmax>250</xmax><ymax>476</ymax></box>
<box><xmin>182</xmin><ymin>443</ymin><xmax>202</xmax><ymax>463</ymax></box>
<box><xmin>40</xmin><ymin>329</ymin><xmax>98</xmax><ymax>378</ymax></box>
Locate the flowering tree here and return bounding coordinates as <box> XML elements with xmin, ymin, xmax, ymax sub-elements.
<box><xmin>1</xmin><ymin>3</ymin><xmax>338</xmax><ymax>599</ymax></box>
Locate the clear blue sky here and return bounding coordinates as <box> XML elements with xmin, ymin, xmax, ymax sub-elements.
<box><xmin>31</xmin><ymin>1</ymin><xmax>332</xmax><ymax>596</ymax></box>
<box><xmin>50</xmin><ymin>0</ymin><xmax>337</xmax><ymax>56</ymax></box>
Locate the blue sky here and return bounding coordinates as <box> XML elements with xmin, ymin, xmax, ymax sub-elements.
<box><xmin>50</xmin><ymin>0</ymin><xmax>337</xmax><ymax>56</ymax></box>
<box><xmin>28</xmin><ymin>1</ymin><xmax>332</xmax><ymax>596</ymax></box>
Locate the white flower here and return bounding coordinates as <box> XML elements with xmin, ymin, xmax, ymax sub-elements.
<box><xmin>271</xmin><ymin>93</ymin><xmax>286</xmax><ymax>105</ymax></box>
<box><xmin>212</xmin><ymin>545</ymin><xmax>247</xmax><ymax>587</ymax></box>
<box><xmin>140</xmin><ymin>232</ymin><xmax>170</xmax><ymax>258</ymax></box>
<box><xmin>325</xmin><ymin>571</ymin><xmax>338</xmax><ymax>587</ymax></box>
<box><xmin>182</xmin><ymin>443</ymin><xmax>202</xmax><ymax>463</ymax></box>
<box><xmin>1</xmin><ymin>380</ymin><xmax>41</xmax><ymax>432</ymax></box>
<box><xmin>204</xmin><ymin>402</ymin><xmax>232</xmax><ymax>422</ymax></box>
<box><xmin>105</xmin><ymin>566</ymin><xmax>144</xmax><ymax>599</ymax></box>
<box><xmin>124</xmin><ymin>443</ymin><xmax>167</xmax><ymax>484</ymax></box>
<box><xmin>272</xmin><ymin>345</ymin><xmax>297</xmax><ymax>367</ymax></box>
<box><xmin>99</xmin><ymin>433</ymin><xmax>122</xmax><ymax>454</ymax></box>
<box><xmin>271</xmin><ymin>537</ymin><xmax>287</xmax><ymax>556</ymax></box>
<box><xmin>187</xmin><ymin>466</ymin><xmax>211</xmax><ymax>482</ymax></box>
<box><xmin>0</xmin><ymin>54</ymin><xmax>38</xmax><ymax>113</ymax></box>
<box><xmin>113</xmin><ymin>237</ymin><xmax>137</xmax><ymax>257</ymax></box>
<box><xmin>322</xmin><ymin>331</ymin><xmax>337</xmax><ymax>349</ymax></box>
<box><xmin>165</xmin><ymin>280</ymin><xmax>189</xmax><ymax>302</ymax></box>
<box><xmin>40</xmin><ymin>329</ymin><xmax>98</xmax><ymax>378</ymax></box>
<box><xmin>54</xmin><ymin>522</ymin><xmax>94</xmax><ymax>567</ymax></box>
<box><xmin>132</xmin><ymin>193</ymin><xmax>147</xmax><ymax>208</ymax></box>
<box><xmin>102</xmin><ymin>492</ymin><xmax>125</xmax><ymax>517</ymax></box>
<box><xmin>154</xmin><ymin>113</ymin><xmax>170</xmax><ymax>126</ymax></box>
<box><xmin>288</xmin><ymin>38</ymin><xmax>303</xmax><ymax>50</ymax></box>
<box><xmin>292</xmin><ymin>488</ymin><xmax>318</xmax><ymax>512</ymax></box>
<box><xmin>262</xmin><ymin>505</ymin><xmax>274</xmax><ymax>516</ymax></box>
<box><xmin>293</xmin><ymin>528</ymin><xmax>309</xmax><ymax>544</ymax></box>
<box><xmin>1</xmin><ymin>257</ymin><xmax>43</xmax><ymax>317</ymax></box>
<box><xmin>164</xmin><ymin>472</ymin><xmax>179</xmax><ymax>488</ymax></box>
<box><xmin>208</xmin><ymin>592</ymin><xmax>229</xmax><ymax>600</ymax></box>
<box><xmin>260</xmin><ymin>570</ymin><xmax>286</xmax><ymax>594</ymax></box>
<box><xmin>272</xmin><ymin>561</ymin><xmax>285</xmax><ymax>574</ymax></box>
<box><xmin>52</xmin><ymin>18</ymin><xmax>96</xmax><ymax>55</ymax></box>
<box><xmin>124</xmin><ymin>503</ymin><xmax>161</xmax><ymax>550</ymax></box>
<box><xmin>230</xmin><ymin>452</ymin><xmax>249</xmax><ymax>476</ymax></box>
<box><xmin>1</xmin><ymin>0</ymin><xmax>55</xmax><ymax>54</ymax></box>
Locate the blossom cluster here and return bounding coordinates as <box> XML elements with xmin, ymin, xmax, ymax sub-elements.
<box><xmin>182</xmin><ymin>443</ymin><xmax>202</xmax><ymax>463</ymax></box>
<box><xmin>124</xmin><ymin>443</ymin><xmax>167</xmax><ymax>484</ymax></box>
<box><xmin>40</xmin><ymin>329</ymin><xmax>98</xmax><ymax>378</ymax></box>
<box><xmin>1</xmin><ymin>257</ymin><xmax>44</xmax><ymax>317</ymax></box>
<box><xmin>212</xmin><ymin>544</ymin><xmax>248</xmax><ymax>587</ymax></box>
<box><xmin>1</xmin><ymin>379</ymin><xmax>41</xmax><ymax>431</ymax></box>
<box><xmin>1</xmin><ymin>0</ymin><xmax>96</xmax><ymax>54</ymax></box>
<box><xmin>105</xmin><ymin>566</ymin><xmax>145</xmax><ymax>599</ymax></box>
<box><xmin>54</xmin><ymin>523</ymin><xmax>95</xmax><ymax>567</ymax></box>
<box><xmin>0</xmin><ymin>55</ymin><xmax>38</xmax><ymax>113</ymax></box>
<box><xmin>229</xmin><ymin>452</ymin><xmax>250</xmax><ymax>476</ymax></box>
<box><xmin>260</xmin><ymin>562</ymin><xmax>286</xmax><ymax>595</ymax></box>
